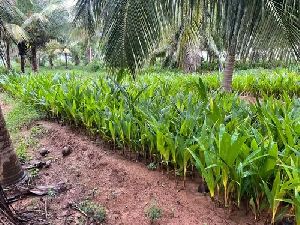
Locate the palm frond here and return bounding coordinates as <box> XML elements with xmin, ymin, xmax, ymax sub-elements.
<box><xmin>0</xmin><ymin>0</ymin><xmax>25</xmax><ymax>25</ymax></box>
<box><xmin>74</xmin><ymin>0</ymin><xmax>300</xmax><ymax>73</ymax></box>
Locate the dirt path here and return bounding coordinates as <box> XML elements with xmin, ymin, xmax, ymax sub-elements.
<box><xmin>0</xmin><ymin>97</ymin><xmax>262</xmax><ymax>225</ymax></box>
<box><xmin>10</xmin><ymin>120</ymin><xmax>262</xmax><ymax>225</ymax></box>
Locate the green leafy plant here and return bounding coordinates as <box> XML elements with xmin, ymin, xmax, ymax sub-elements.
<box><xmin>147</xmin><ymin>162</ymin><xmax>157</xmax><ymax>171</ymax></box>
<box><xmin>145</xmin><ymin>201</ymin><xmax>162</xmax><ymax>223</ymax></box>
<box><xmin>79</xmin><ymin>200</ymin><xmax>106</xmax><ymax>223</ymax></box>
<box><xmin>0</xmin><ymin>68</ymin><xmax>299</xmax><ymax>223</ymax></box>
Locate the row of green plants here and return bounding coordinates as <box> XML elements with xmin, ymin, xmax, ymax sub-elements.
<box><xmin>197</xmin><ymin>61</ymin><xmax>300</xmax><ymax>72</ymax></box>
<box><xmin>0</xmin><ymin>71</ymin><xmax>299</xmax><ymax>224</ymax></box>
<box><xmin>142</xmin><ymin>68</ymin><xmax>300</xmax><ymax>97</ymax></box>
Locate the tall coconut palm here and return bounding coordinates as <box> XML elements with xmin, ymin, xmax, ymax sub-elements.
<box><xmin>0</xmin><ymin>0</ymin><xmax>25</xmax><ymax>71</ymax></box>
<box><xmin>1</xmin><ymin>0</ymin><xmax>28</xmax><ymax>73</ymax></box>
<box><xmin>0</xmin><ymin>0</ymin><xmax>26</xmax><ymax>186</ymax></box>
<box><xmin>0</xmin><ymin>106</ymin><xmax>25</xmax><ymax>186</ymax></box>
<box><xmin>21</xmin><ymin>2</ymin><xmax>70</xmax><ymax>72</ymax></box>
<box><xmin>1</xmin><ymin>0</ymin><xmax>70</xmax><ymax>72</ymax></box>
<box><xmin>45</xmin><ymin>39</ymin><xmax>61</xmax><ymax>68</ymax></box>
<box><xmin>74</xmin><ymin>0</ymin><xmax>300</xmax><ymax>90</ymax></box>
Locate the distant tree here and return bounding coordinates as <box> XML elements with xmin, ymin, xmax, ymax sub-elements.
<box><xmin>21</xmin><ymin>2</ymin><xmax>70</xmax><ymax>71</ymax></box>
<box><xmin>45</xmin><ymin>39</ymin><xmax>61</xmax><ymax>68</ymax></box>
<box><xmin>0</xmin><ymin>0</ymin><xmax>26</xmax><ymax>71</ymax></box>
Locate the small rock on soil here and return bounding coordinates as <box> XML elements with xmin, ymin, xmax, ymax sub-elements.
<box><xmin>62</xmin><ymin>146</ymin><xmax>72</xmax><ymax>157</ymax></box>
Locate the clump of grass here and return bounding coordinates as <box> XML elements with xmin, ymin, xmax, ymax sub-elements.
<box><xmin>0</xmin><ymin>93</ymin><xmax>45</xmax><ymax>163</ymax></box>
<box><xmin>30</xmin><ymin>125</ymin><xmax>46</xmax><ymax>139</ymax></box>
<box><xmin>15</xmin><ymin>140</ymin><xmax>29</xmax><ymax>163</ymax></box>
<box><xmin>14</xmin><ymin>125</ymin><xmax>45</xmax><ymax>162</ymax></box>
<box><xmin>29</xmin><ymin>168</ymin><xmax>39</xmax><ymax>178</ymax></box>
<box><xmin>1</xmin><ymin>93</ymin><xmax>43</xmax><ymax>134</ymax></box>
<box><xmin>145</xmin><ymin>201</ymin><xmax>162</xmax><ymax>223</ymax></box>
<box><xmin>79</xmin><ymin>200</ymin><xmax>106</xmax><ymax>223</ymax></box>
<box><xmin>147</xmin><ymin>162</ymin><xmax>157</xmax><ymax>171</ymax></box>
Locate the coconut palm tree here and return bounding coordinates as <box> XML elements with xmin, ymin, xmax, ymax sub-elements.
<box><xmin>1</xmin><ymin>0</ymin><xmax>70</xmax><ymax>72</ymax></box>
<box><xmin>0</xmin><ymin>104</ymin><xmax>25</xmax><ymax>186</ymax></box>
<box><xmin>74</xmin><ymin>0</ymin><xmax>299</xmax><ymax>90</ymax></box>
<box><xmin>45</xmin><ymin>39</ymin><xmax>61</xmax><ymax>68</ymax></box>
<box><xmin>21</xmin><ymin>2</ymin><xmax>70</xmax><ymax>72</ymax></box>
<box><xmin>0</xmin><ymin>0</ymin><xmax>26</xmax><ymax>186</ymax></box>
<box><xmin>0</xmin><ymin>0</ymin><xmax>26</xmax><ymax>71</ymax></box>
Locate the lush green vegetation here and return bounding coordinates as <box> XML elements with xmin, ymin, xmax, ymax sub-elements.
<box><xmin>1</xmin><ymin>0</ymin><xmax>299</xmax><ymax>224</ymax></box>
<box><xmin>142</xmin><ymin>68</ymin><xmax>300</xmax><ymax>97</ymax></box>
<box><xmin>0</xmin><ymin>93</ymin><xmax>43</xmax><ymax>132</ymax></box>
<box><xmin>1</xmin><ymin>69</ymin><xmax>299</xmax><ymax>223</ymax></box>
<box><xmin>0</xmin><ymin>93</ymin><xmax>44</xmax><ymax>162</ymax></box>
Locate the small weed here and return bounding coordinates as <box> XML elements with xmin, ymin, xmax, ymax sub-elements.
<box><xmin>147</xmin><ymin>162</ymin><xmax>157</xmax><ymax>171</ymax></box>
<box><xmin>14</xmin><ymin>126</ymin><xmax>45</xmax><ymax>163</ymax></box>
<box><xmin>79</xmin><ymin>200</ymin><xmax>106</xmax><ymax>223</ymax></box>
<box><xmin>30</xmin><ymin>125</ymin><xmax>46</xmax><ymax>139</ymax></box>
<box><xmin>47</xmin><ymin>188</ymin><xmax>57</xmax><ymax>198</ymax></box>
<box><xmin>145</xmin><ymin>201</ymin><xmax>162</xmax><ymax>223</ymax></box>
<box><xmin>15</xmin><ymin>140</ymin><xmax>29</xmax><ymax>163</ymax></box>
<box><xmin>29</xmin><ymin>168</ymin><xmax>39</xmax><ymax>178</ymax></box>
<box><xmin>0</xmin><ymin>93</ymin><xmax>46</xmax><ymax>164</ymax></box>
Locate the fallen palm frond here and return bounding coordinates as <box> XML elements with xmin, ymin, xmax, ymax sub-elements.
<box><xmin>0</xmin><ymin>185</ymin><xmax>19</xmax><ymax>225</ymax></box>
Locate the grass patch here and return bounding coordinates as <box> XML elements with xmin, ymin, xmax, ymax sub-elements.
<box><xmin>0</xmin><ymin>93</ymin><xmax>44</xmax><ymax>161</ymax></box>
<box><xmin>5</xmin><ymin>102</ymin><xmax>42</xmax><ymax>133</ymax></box>
<box><xmin>79</xmin><ymin>200</ymin><xmax>106</xmax><ymax>223</ymax></box>
<box><xmin>15</xmin><ymin>140</ymin><xmax>28</xmax><ymax>163</ymax></box>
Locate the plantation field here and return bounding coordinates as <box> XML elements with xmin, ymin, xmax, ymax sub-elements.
<box><xmin>1</xmin><ymin>68</ymin><xmax>300</xmax><ymax>224</ymax></box>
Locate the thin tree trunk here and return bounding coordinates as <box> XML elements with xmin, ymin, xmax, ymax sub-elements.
<box><xmin>88</xmin><ymin>46</ymin><xmax>92</xmax><ymax>63</ymax></box>
<box><xmin>49</xmin><ymin>56</ymin><xmax>53</xmax><ymax>69</ymax></box>
<box><xmin>31</xmin><ymin>45</ymin><xmax>38</xmax><ymax>72</ymax></box>
<box><xmin>86</xmin><ymin>40</ymin><xmax>92</xmax><ymax>64</ymax></box>
<box><xmin>0</xmin><ymin>52</ymin><xmax>7</xmax><ymax>68</ymax></box>
<box><xmin>0</xmin><ymin>106</ymin><xmax>25</xmax><ymax>186</ymax></box>
<box><xmin>222</xmin><ymin>51</ymin><xmax>236</xmax><ymax>92</ymax></box>
<box><xmin>65</xmin><ymin>53</ymin><xmax>68</xmax><ymax>69</ymax></box>
<box><xmin>5</xmin><ymin>39</ymin><xmax>11</xmax><ymax>70</ymax></box>
<box><xmin>74</xmin><ymin>55</ymin><xmax>80</xmax><ymax>66</ymax></box>
<box><xmin>20</xmin><ymin>55</ymin><xmax>25</xmax><ymax>73</ymax></box>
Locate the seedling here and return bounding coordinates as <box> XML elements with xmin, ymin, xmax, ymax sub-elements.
<box><xmin>147</xmin><ymin>162</ymin><xmax>157</xmax><ymax>171</ymax></box>
<box><xmin>79</xmin><ymin>200</ymin><xmax>106</xmax><ymax>223</ymax></box>
<box><xmin>145</xmin><ymin>201</ymin><xmax>162</xmax><ymax>223</ymax></box>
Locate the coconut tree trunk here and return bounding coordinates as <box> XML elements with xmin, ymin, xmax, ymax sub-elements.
<box><xmin>5</xmin><ymin>39</ymin><xmax>11</xmax><ymax>71</ymax></box>
<box><xmin>20</xmin><ymin>55</ymin><xmax>25</xmax><ymax>73</ymax></box>
<box><xmin>222</xmin><ymin>51</ymin><xmax>236</xmax><ymax>92</ymax></box>
<box><xmin>31</xmin><ymin>45</ymin><xmax>38</xmax><ymax>72</ymax></box>
<box><xmin>17</xmin><ymin>41</ymin><xmax>27</xmax><ymax>73</ymax></box>
<box><xmin>65</xmin><ymin>53</ymin><xmax>68</xmax><ymax>69</ymax></box>
<box><xmin>88</xmin><ymin>47</ymin><xmax>92</xmax><ymax>63</ymax></box>
<box><xmin>0</xmin><ymin>106</ymin><xmax>25</xmax><ymax>186</ymax></box>
<box><xmin>49</xmin><ymin>56</ymin><xmax>53</xmax><ymax>69</ymax></box>
<box><xmin>0</xmin><ymin>52</ymin><xmax>7</xmax><ymax>68</ymax></box>
<box><xmin>74</xmin><ymin>55</ymin><xmax>80</xmax><ymax>66</ymax></box>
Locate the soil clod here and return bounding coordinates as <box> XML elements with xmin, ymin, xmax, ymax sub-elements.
<box><xmin>39</xmin><ymin>148</ymin><xmax>50</xmax><ymax>157</ymax></box>
<box><xmin>62</xmin><ymin>146</ymin><xmax>72</xmax><ymax>157</ymax></box>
